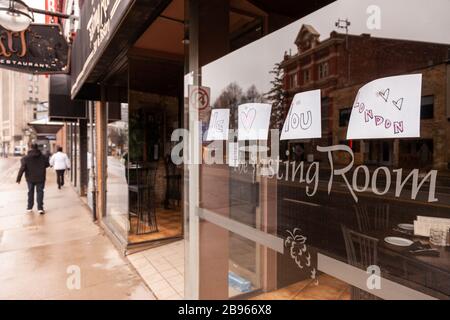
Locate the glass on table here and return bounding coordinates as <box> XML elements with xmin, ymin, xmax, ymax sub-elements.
<box><xmin>429</xmin><ymin>227</ymin><xmax>445</xmax><ymax>246</ymax></box>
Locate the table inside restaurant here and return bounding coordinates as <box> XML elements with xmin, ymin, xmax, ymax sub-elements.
<box><xmin>368</xmin><ymin>228</ymin><xmax>450</xmax><ymax>299</ymax></box>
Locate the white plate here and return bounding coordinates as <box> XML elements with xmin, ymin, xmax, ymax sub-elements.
<box><xmin>384</xmin><ymin>237</ymin><xmax>414</xmax><ymax>247</ymax></box>
<box><xmin>398</xmin><ymin>223</ymin><xmax>414</xmax><ymax>231</ymax></box>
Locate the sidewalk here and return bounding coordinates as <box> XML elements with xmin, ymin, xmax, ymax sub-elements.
<box><xmin>0</xmin><ymin>158</ymin><xmax>155</xmax><ymax>300</ymax></box>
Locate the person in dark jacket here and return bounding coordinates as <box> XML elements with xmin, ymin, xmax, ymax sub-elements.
<box><xmin>16</xmin><ymin>144</ymin><xmax>49</xmax><ymax>214</ymax></box>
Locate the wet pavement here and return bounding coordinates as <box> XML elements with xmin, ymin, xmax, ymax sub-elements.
<box><xmin>0</xmin><ymin>157</ymin><xmax>155</xmax><ymax>300</ymax></box>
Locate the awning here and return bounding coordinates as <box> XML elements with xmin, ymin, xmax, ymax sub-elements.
<box><xmin>69</xmin><ymin>0</ymin><xmax>336</xmax><ymax>100</ymax></box>
<box><xmin>28</xmin><ymin>118</ymin><xmax>64</xmax><ymax>136</ymax></box>
<box><xmin>70</xmin><ymin>0</ymin><xmax>174</xmax><ymax>100</ymax></box>
<box><xmin>49</xmin><ymin>74</ymin><xmax>87</xmax><ymax>121</ymax></box>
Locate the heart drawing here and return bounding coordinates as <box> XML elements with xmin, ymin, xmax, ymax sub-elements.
<box><xmin>378</xmin><ymin>88</ymin><xmax>390</xmax><ymax>102</ymax></box>
<box><xmin>392</xmin><ymin>98</ymin><xmax>404</xmax><ymax>111</ymax></box>
<box><xmin>241</xmin><ymin>108</ymin><xmax>256</xmax><ymax>131</ymax></box>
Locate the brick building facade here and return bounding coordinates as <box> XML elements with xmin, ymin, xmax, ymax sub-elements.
<box><xmin>281</xmin><ymin>25</ymin><xmax>450</xmax><ymax>170</ymax></box>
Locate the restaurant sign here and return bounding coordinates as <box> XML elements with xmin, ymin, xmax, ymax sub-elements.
<box><xmin>0</xmin><ymin>24</ymin><xmax>70</xmax><ymax>74</ymax></box>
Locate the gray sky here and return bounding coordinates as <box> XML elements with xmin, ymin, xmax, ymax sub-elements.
<box><xmin>202</xmin><ymin>0</ymin><xmax>450</xmax><ymax>103</ymax></box>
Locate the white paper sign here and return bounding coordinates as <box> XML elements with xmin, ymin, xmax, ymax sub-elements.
<box><xmin>206</xmin><ymin>109</ymin><xmax>230</xmax><ymax>141</ymax></box>
<box><xmin>228</xmin><ymin>142</ymin><xmax>239</xmax><ymax>167</ymax></box>
<box><xmin>238</xmin><ymin>103</ymin><xmax>272</xmax><ymax>141</ymax></box>
<box><xmin>281</xmin><ymin>89</ymin><xmax>322</xmax><ymax>140</ymax></box>
<box><xmin>347</xmin><ymin>74</ymin><xmax>422</xmax><ymax>140</ymax></box>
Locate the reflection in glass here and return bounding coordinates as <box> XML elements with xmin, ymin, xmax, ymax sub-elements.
<box><xmin>127</xmin><ymin>91</ymin><xmax>183</xmax><ymax>244</ymax></box>
<box><xmin>190</xmin><ymin>0</ymin><xmax>450</xmax><ymax>300</ymax></box>
<box><xmin>105</xmin><ymin>104</ymin><xmax>129</xmax><ymax>240</ymax></box>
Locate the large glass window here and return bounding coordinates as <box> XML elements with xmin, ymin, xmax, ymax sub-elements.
<box><xmin>185</xmin><ymin>0</ymin><xmax>450</xmax><ymax>300</ymax></box>
<box><xmin>105</xmin><ymin>103</ymin><xmax>129</xmax><ymax>242</ymax></box>
<box><xmin>127</xmin><ymin>91</ymin><xmax>183</xmax><ymax>245</ymax></box>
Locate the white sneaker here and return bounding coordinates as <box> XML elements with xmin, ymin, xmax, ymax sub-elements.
<box><xmin>38</xmin><ymin>210</ymin><xmax>45</xmax><ymax>215</ymax></box>
<box><xmin>26</xmin><ymin>209</ymin><xmax>32</xmax><ymax>213</ymax></box>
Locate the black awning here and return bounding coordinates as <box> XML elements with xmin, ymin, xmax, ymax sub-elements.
<box><xmin>70</xmin><ymin>0</ymin><xmax>170</xmax><ymax>100</ymax></box>
<box><xmin>49</xmin><ymin>74</ymin><xmax>87</xmax><ymax>121</ymax></box>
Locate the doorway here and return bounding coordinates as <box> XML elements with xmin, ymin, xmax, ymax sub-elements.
<box><xmin>127</xmin><ymin>91</ymin><xmax>183</xmax><ymax>245</ymax></box>
<box><xmin>104</xmin><ymin>53</ymin><xmax>184</xmax><ymax>248</ymax></box>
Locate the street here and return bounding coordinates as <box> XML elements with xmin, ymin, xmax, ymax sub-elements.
<box><xmin>0</xmin><ymin>157</ymin><xmax>154</xmax><ymax>300</ymax></box>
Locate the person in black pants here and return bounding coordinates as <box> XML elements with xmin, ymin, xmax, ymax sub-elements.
<box><xmin>16</xmin><ymin>144</ymin><xmax>49</xmax><ymax>214</ymax></box>
<box><xmin>56</xmin><ymin>169</ymin><xmax>65</xmax><ymax>188</ymax></box>
<box><xmin>49</xmin><ymin>146</ymin><xmax>71</xmax><ymax>189</ymax></box>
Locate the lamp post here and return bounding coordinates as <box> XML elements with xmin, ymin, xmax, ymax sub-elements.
<box><xmin>0</xmin><ymin>0</ymin><xmax>77</xmax><ymax>32</ymax></box>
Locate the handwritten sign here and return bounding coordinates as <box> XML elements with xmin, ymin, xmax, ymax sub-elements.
<box><xmin>347</xmin><ymin>74</ymin><xmax>422</xmax><ymax>140</ymax></box>
<box><xmin>281</xmin><ymin>89</ymin><xmax>322</xmax><ymax>140</ymax></box>
<box><xmin>206</xmin><ymin>109</ymin><xmax>230</xmax><ymax>141</ymax></box>
<box><xmin>238</xmin><ymin>103</ymin><xmax>272</xmax><ymax>141</ymax></box>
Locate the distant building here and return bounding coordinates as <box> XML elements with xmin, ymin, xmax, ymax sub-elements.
<box><xmin>281</xmin><ymin>24</ymin><xmax>450</xmax><ymax>170</ymax></box>
<box><xmin>0</xmin><ymin>70</ymin><xmax>49</xmax><ymax>156</ymax></box>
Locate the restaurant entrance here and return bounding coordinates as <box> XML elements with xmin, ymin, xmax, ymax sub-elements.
<box><xmin>104</xmin><ymin>53</ymin><xmax>184</xmax><ymax>248</ymax></box>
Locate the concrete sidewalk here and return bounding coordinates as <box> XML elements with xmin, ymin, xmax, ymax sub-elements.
<box><xmin>0</xmin><ymin>158</ymin><xmax>155</xmax><ymax>300</ymax></box>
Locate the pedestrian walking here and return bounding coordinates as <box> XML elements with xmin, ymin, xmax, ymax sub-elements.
<box><xmin>16</xmin><ymin>144</ymin><xmax>49</xmax><ymax>214</ymax></box>
<box><xmin>49</xmin><ymin>146</ymin><xmax>71</xmax><ymax>190</ymax></box>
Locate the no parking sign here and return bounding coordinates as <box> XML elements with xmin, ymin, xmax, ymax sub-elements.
<box><xmin>188</xmin><ymin>85</ymin><xmax>211</xmax><ymax>111</ymax></box>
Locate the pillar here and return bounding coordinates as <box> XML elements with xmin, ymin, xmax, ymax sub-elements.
<box><xmin>95</xmin><ymin>99</ymin><xmax>107</xmax><ymax>220</ymax></box>
<box><xmin>79</xmin><ymin>118</ymin><xmax>88</xmax><ymax>196</ymax></box>
<box><xmin>188</xmin><ymin>0</ymin><xmax>230</xmax><ymax>300</ymax></box>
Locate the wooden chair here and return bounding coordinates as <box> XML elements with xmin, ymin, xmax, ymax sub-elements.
<box><xmin>341</xmin><ymin>225</ymin><xmax>382</xmax><ymax>300</ymax></box>
<box><xmin>354</xmin><ymin>204</ymin><xmax>390</xmax><ymax>232</ymax></box>
<box><xmin>373</xmin><ymin>203</ymin><xmax>390</xmax><ymax>230</ymax></box>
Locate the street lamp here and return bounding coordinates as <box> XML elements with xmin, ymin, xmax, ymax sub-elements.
<box><xmin>0</xmin><ymin>0</ymin><xmax>34</xmax><ymax>32</ymax></box>
<box><xmin>0</xmin><ymin>0</ymin><xmax>78</xmax><ymax>33</ymax></box>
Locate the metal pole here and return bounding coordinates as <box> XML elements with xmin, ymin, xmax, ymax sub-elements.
<box><xmin>29</xmin><ymin>7</ymin><xmax>77</xmax><ymax>20</ymax></box>
<box><xmin>89</xmin><ymin>101</ymin><xmax>97</xmax><ymax>221</ymax></box>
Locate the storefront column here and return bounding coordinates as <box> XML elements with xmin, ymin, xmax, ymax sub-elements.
<box><xmin>95</xmin><ymin>99</ymin><xmax>107</xmax><ymax>220</ymax></box>
<box><xmin>74</xmin><ymin>123</ymin><xmax>78</xmax><ymax>188</ymax></box>
<box><xmin>79</xmin><ymin>118</ymin><xmax>88</xmax><ymax>197</ymax></box>
<box><xmin>69</xmin><ymin>123</ymin><xmax>73</xmax><ymax>182</ymax></box>
<box><xmin>187</xmin><ymin>0</ymin><xmax>230</xmax><ymax>300</ymax></box>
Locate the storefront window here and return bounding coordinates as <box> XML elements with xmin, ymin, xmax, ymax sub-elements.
<box><xmin>184</xmin><ymin>0</ymin><xmax>450</xmax><ymax>300</ymax></box>
<box><xmin>105</xmin><ymin>104</ymin><xmax>129</xmax><ymax>242</ymax></box>
<box><xmin>127</xmin><ymin>90</ymin><xmax>183</xmax><ymax>245</ymax></box>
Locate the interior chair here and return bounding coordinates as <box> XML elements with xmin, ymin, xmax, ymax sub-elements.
<box><xmin>354</xmin><ymin>203</ymin><xmax>390</xmax><ymax>232</ymax></box>
<box><xmin>341</xmin><ymin>224</ymin><xmax>382</xmax><ymax>300</ymax></box>
<box><xmin>128</xmin><ymin>162</ymin><xmax>158</xmax><ymax>234</ymax></box>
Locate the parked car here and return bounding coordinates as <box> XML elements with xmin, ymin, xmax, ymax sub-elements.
<box><xmin>13</xmin><ymin>146</ymin><xmax>24</xmax><ymax>157</ymax></box>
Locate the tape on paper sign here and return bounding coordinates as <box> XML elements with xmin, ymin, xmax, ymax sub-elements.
<box><xmin>281</xmin><ymin>89</ymin><xmax>322</xmax><ymax>140</ymax></box>
<box><xmin>346</xmin><ymin>74</ymin><xmax>422</xmax><ymax>140</ymax></box>
<box><xmin>238</xmin><ymin>103</ymin><xmax>272</xmax><ymax>141</ymax></box>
